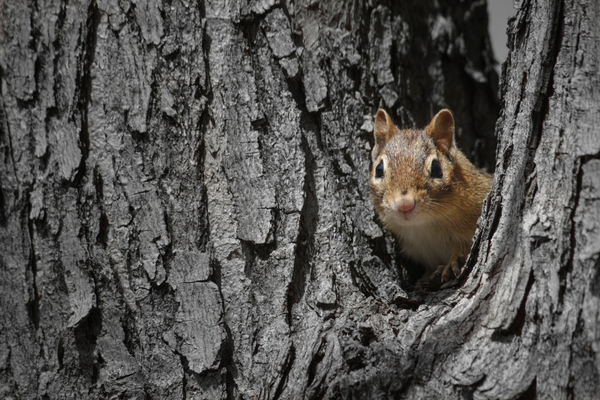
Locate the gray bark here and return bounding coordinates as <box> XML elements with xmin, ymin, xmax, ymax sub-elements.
<box><xmin>1</xmin><ymin>0</ymin><xmax>595</xmax><ymax>399</ymax></box>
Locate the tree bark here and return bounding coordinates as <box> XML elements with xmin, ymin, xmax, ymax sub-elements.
<box><xmin>1</xmin><ymin>0</ymin><xmax>596</xmax><ymax>399</ymax></box>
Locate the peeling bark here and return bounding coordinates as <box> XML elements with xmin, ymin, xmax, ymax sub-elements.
<box><xmin>1</xmin><ymin>0</ymin><xmax>596</xmax><ymax>399</ymax></box>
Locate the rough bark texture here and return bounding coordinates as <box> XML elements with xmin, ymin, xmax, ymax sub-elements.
<box><xmin>0</xmin><ymin>0</ymin><xmax>596</xmax><ymax>399</ymax></box>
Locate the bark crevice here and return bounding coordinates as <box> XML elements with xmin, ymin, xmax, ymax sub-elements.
<box><xmin>73</xmin><ymin>0</ymin><xmax>100</xmax><ymax>187</ymax></box>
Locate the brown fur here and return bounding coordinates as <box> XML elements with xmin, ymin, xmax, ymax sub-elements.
<box><xmin>370</xmin><ymin>109</ymin><xmax>492</xmax><ymax>281</ymax></box>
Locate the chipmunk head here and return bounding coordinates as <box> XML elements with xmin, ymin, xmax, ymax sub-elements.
<box><xmin>369</xmin><ymin>109</ymin><xmax>461</xmax><ymax>228</ymax></box>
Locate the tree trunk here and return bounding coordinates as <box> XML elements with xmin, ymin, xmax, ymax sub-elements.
<box><xmin>0</xmin><ymin>0</ymin><xmax>596</xmax><ymax>399</ymax></box>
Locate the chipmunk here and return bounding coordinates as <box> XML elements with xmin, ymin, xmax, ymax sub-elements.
<box><xmin>369</xmin><ymin>109</ymin><xmax>492</xmax><ymax>285</ymax></box>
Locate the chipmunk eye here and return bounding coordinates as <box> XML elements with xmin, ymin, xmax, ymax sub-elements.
<box><xmin>375</xmin><ymin>160</ymin><xmax>384</xmax><ymax>178</ymax></box>
<box><xmin>430</xmin><ymin>159</ymin><xmax>443</xmax><ymax>178</ymax></box>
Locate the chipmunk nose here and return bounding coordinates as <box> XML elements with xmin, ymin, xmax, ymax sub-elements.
<box><xmin>397</xmin><ymin>198</ymin><xmax>415</xmax><ymax>213</ymax></box>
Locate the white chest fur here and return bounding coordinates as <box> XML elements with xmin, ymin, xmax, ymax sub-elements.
<box><xmin>389</xmin><ymin>221</ymin><xmax>458</xmax><ymax>271</ymax></box>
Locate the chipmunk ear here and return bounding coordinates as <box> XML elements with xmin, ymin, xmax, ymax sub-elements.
<box><xmin>373</xmin><ymin>109</ymin><xmax>397</xmax><ymax>158</ymax></box>
<box><xmin>426</xmin><ymin>109</ymin><xmax>455</xmax><ymax>154</ymax></box>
